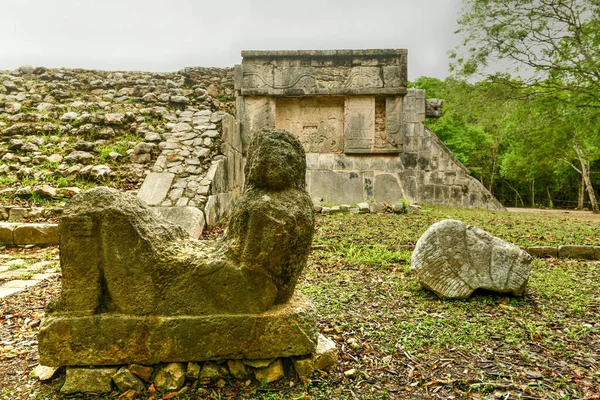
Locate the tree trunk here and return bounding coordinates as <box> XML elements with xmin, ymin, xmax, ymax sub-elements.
<box><xmin>504</xmin><ymin>180</ymin><xmax>524</xmax><ymax>207</ymax></box>
<box><xmin>574</xmin><ymin>145</ymin><xmax>599</xmax><ymax>213</ymax></box>
<box><xmin>546</xmin><ymin>186</ymin><xmax>553</xmax><ymax>209</ymax></box>
<box><xmin>530</xmin><ymin>178</ymin><xmax>535</xmax><ymax>208</ymax></box>
<box><xmin>578</xmin><ymin>175</ymin><xmax>584</xmax><ymax>210</ymax></box>
<box><xmin>488</xmin><ymin>151</ymin><xmax>497</xmax><ymax>193</ymax></box>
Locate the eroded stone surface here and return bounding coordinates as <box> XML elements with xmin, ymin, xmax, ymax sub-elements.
<box><xmin>254</xmin><ymin>359</ymin><xmax>284</xmax><ymax>383</ymax></box>
<box><xmin>61</xmin><ymin>367</ymin><xmax>117</xmax><ymax>394</ymax></box>
<box><xmin>39</xmin><ymin>293</ymin><xmax>317</xmax><ymax>366</ymax></box>
<box><xmin>153</xmin><ymin>363</ymin><xmax>185</xmax><ymax>391</ymax></box>
<box><xmin>411</xmin><ymin>219</ymin><xmax>533</xmax><ymax>299</ymax></box>
<box><xmin>112</xmin><ymin>367</ymin><xmax>145</xmax><ymax>392</ymax></box>
<box><xmin>292</xmin><ymin>333</ymin><xmax>338</xmax><ymax>377</ymax></box>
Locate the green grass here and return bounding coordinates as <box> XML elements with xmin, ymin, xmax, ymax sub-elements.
<box><xmin>314</xmin><ymin>206</ymin><xmax>600</xmax><ymax>249</ymax></box>
<box><xmin>4</xmin><ymin>209</ymin><xmax>600</xmax><ymax>399</ymax></box>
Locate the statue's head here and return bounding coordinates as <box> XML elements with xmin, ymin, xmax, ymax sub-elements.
<box><xmin>245</xmin><ymin>128</ymin><xmax>306</xmax><ymax>191</ymax></box>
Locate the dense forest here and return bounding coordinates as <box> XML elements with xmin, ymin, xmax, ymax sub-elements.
<box><xmin>417</xmin><ymin>0</ymin><xmax>600</xmax><ymax>211</ymax></box>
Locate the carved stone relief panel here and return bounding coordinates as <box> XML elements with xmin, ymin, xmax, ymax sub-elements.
<box><xmin>236</xmin><ymin>50</ymin><xmax>407</xmax><ymax>96</ymax></box>
<box><xmin>343</xmin><ymin>96</ymin><xmax>402</xmax><ymax>154</ymax></box>
<box><xmin>385</xmin><ymin>96</ymin><xmax>403</xmax><ymax>150</ymax></box>
<box><xmin>275</xmin><ymin>97</ymin><xmax>345</xmax><ymax>153</ymax></box>
<box><xmin>344</xmin><ymin>97</ymin><xmax>375</xmax><ymax>154</ymax></box>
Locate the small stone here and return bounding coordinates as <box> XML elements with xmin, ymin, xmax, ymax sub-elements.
<box><xmin>357</xmin><ymin>202</ymin><xmax>370</xmax><ymax>213</ymax></box>
<box><xmin>199</xmin><ymin>362</ymin><xmax>227</xmax><ymax>381</ymax></box>
<box><xmin>369</xmin><ymin>203</ymin><xmax>386</xmax><ymax>214</ymax></box>
<box><xmin>8</xmin><ymin>139</ymin><xmax>24</xmax><ymax>150</ymax></box>
<box><xmin>33</xmin><ymin>185</ymin><xmax>57</xmax><ymax>198</ymax></box>
<box><xmin>243</xmin><ymin>358</ymin><xmax>276</xmax><ymax>368</ymax></box>
<box><xmin>57</xmin><ymin>187</ymin><xmax>81</xmax><ymax>198</ymax></box>
<box><xmin>74</xmin><ymin>140</ymin><xmax>95</xmax><ymax>152</ymax></box>
<box><xmin>144</xmin><ymin>132</ymin><xmax>162</xmax><ymax>142</ymax></box>
<box><xmin>391</xmin><ymin>203</ymin><xmax>405</xmax><ymax>213</ymax></box>
<box><xmin>202</xmin><ymin>130</ymin><xmax>220</xmax><ymax>138</ymax></box>
<box><xmin>47</xmin><ymin>153</ymin><xmax>63</xmax><ymax>163</ymax></box>
<box><xmin>186</xmin><ymin>362</ymin><xmax>201</xmax><ymax>381</ymax></box>
<box><xmin>558</xmin><ymin>245</ymin><xmax>596</xmax><ymax>260</ymax></box>
<box><xmin>339</xmin><ymin>204</ymin><xmax>350</xmax><ymax>213</ymax></box>
<box><xmin>89</xmin><ymin>165</ymin><xmax>111</xmax><ymax>181</ymax></box>
<box><xmin>407</xmin><ymin>204</ymin><xmax>422</xmax><ymax>214</ymax></box>
<box><xmin>61</xmin><ymin>367</ymin><xmax>117</xmax><ymax>394</ymax></box>
<box><xmin>97</xmin><ymin>127</ymin><xmax>116</xmax><ymax>138</ymax></box>
<box><xmin>292</xmin><ymin>334</ymin><xmax>338</xmax><ymax>377</ymax></box>
<box><xmin>133</xmin><ymin>142</ymin><xmax>155</xmax><ymax>154</ymax></box>
<box><xmin>153</xmin><ymin>363</ymin><xmax>185</xmax><ymax>391</ymax></box>
<box><xmin>314</xmin><ymin>334</ymin><xmax>338</xmax><ymax>370</ymax></box>
<box><xmin>254</xmin><ymin>359</ymin><xmax>284</xmax><ymax>383</ymax></box>
<box><xmin>313</xmin><ymin>205</ymin><xmax>323</xmax><ymax>213</ymax></box>
<box><xmin>5</xmin><ymin>102</ymin><xmax>22</xmax><ymax>113</ymax></box>
<box><xmin>344</xmin><ymin>368</ymin><xmax>357</xmax><ymax>378</ymax></box>
<box><xmin>60</xmin><ymin>111</ymin><xmax>78</xmax><ymax>121</ymax></box>
<box><xmin>32</xmin><ymin>365</ymin><xmax>59</xmax><ymax>381</ymax></box>
<box><xmin>142</xmin><ymin>93</ymin><xmax>158</xmax><ymax>103</ymax></box>
<box><xmin>172</xmin><ymin>122</ymin><xmax>192</xmax><ymax>132</ymax></box>
<box><xmin>170</xmin><ymin>95</ymin><xmax>189</xmax><ymax>104</ymax></box>
<box><xmin>130</xmin><ymin>153</ymin><xmax>151</xmax><ymax>164</ymax></box>
<box><xmin>64</xmin><ymin>151</ymin><xmax>94</xmax><ymax>164</ymax></box>
<box><xmin>527</xmin><ymin>246</ymin><xmax>558</xmax><ymax>258</ymax></box>
<box><xmin>8</xmin><ymin>208</ymin><xmax>28</xmax><ymax>221</ymax></box>
<box><xmin>105</xmin><ymin>113</ymin><xmax>125</xmax><ymax>124</ymax></box>
<box><xmin>20</xmin><ymin>142</ymin><xmax>39</xmax><ymax>153</ymax></box>
<box><xmin>112</xmin><ymin>367</ymin><xmax>145</xmax><ymax>392</ymax></box>
<box><xmin>227</xmin><ymin>360</ymin><xmax>249</xmax><ymax>380</ymax></box>
<box><xmin>128</xmin><ymin>364</ymin><xmax>153</xmax><ymax>381</ymax></box>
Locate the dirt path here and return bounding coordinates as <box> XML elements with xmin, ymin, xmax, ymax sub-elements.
<box><xmin>507</xmin><ymin>207</ymin><xmax>600</xmax><ymax>222</ymax></box>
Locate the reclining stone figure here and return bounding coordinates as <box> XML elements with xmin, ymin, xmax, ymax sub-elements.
<box><xmin>48</xmin><ymin>128</ymin><xmax>314</xmax><ymax>316</ymax></box>
<box><xmin>39</xmin><ymin>128</ymin><xmax>317</xmax><ymax>365</ymax></box>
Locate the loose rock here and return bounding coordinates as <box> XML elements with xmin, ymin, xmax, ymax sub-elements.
<box><xmin>411</xmin><ymin>219</ymin><xmax>533</xmax><ymax>299</ymax></box>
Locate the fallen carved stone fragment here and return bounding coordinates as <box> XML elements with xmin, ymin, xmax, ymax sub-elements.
<box><xmin>411</xmin><ymin>219</ymin><xmax>533</xmax><ymax>299</ymax></box>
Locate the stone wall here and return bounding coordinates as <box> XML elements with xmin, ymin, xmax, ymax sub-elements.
<box><xmin>137</xmin><ymin>111</ymin><xmax>243</xmax><ymax>230</ymax></box>
<box><xmin>180</xmin><ymin>67</ymin><xmax>235</xmax><ymax>99</ymax></box>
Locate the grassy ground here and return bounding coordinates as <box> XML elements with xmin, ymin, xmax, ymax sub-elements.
<box><xmin>1</xmin><ymin>207</ymin><xmax>599</xmax><ymax>399</ymax></box>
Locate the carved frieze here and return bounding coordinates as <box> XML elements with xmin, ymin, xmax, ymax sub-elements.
<box><xmin>236</xmin><ymin>49</ymin><xmax>407</xmax><ymax>96</ymax></box>
<box><xmin>275</xmin><ymin>97</ymin><xmax>345</xmax><ymax>153</ymax></box>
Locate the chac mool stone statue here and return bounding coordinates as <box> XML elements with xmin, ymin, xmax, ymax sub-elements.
<box><xmin>411</xmin><ymin>219</ymin><xmax>533</xmax><ymax>299</ymax></box>
<box><xmin>39</xmin><ymin>128</ymin><xmax>317</xmax><ymax>366</ymax></box>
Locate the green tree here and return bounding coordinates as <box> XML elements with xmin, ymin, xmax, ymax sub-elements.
<box><xmin>452</xmin><ymin>0</ymin><xmax>600</xmax><ymax>212</ymax></box>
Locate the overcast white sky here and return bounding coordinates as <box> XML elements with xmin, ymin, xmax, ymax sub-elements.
<box><xmin>0</xmin><ymin>0</ymin><xmax>463</xmax><ymax>79</ymax></box>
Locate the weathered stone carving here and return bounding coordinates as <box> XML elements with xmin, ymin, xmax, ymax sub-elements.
<box><xmin>235</xmin><ymin>50</ymin><xmax>408</xmax><ymax>96</ymax></box>
<box><xmin>39</xmin><ymin>128</ymin><xmax>317</xmax><ymax>366</ymax></box>
<box><xmin>425</xmin><ymin>98</ymin><xmax>444</xmax><ymax>118</ymax></box>
<box><xmin>411</xmin><ymin>220</ymin><xmax>533</xmax><ymax>299</ymax></box>
<box><xmin>275</xmin><ymin>97</ymin><xmax>344</xmax><ymax>153</ymax></box>
<box><xmin>237</xmin><ymin>50</ymin><xmax>504</xmax><ymax>210</ymax></box>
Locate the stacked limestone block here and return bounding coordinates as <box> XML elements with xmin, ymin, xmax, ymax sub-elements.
<box><xmin>0</xmin><ymin>66</ymin><xmax>227</xmax><ymax>210</ymax></box>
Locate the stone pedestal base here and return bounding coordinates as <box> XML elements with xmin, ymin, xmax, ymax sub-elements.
<box><xmin>39</xmin><ymin>293</ymin><xmax>317</xmax><ymax>367</ymax></box>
